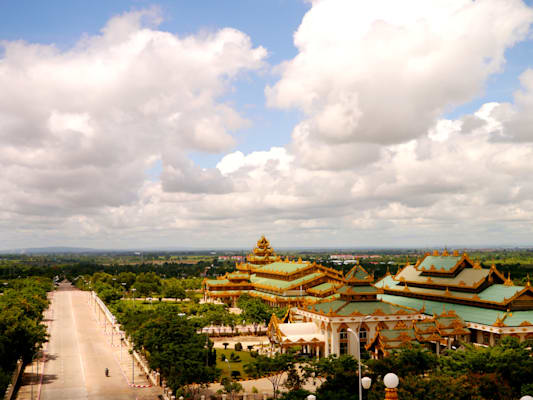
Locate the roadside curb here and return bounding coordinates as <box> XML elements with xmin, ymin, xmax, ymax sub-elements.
<box><xmin>129</xmin><ymin>383</ymin><xmax>153</xmax><ymax>388</ymax></box>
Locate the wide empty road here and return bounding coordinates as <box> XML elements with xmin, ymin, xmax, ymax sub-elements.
<box><xmin>18</xmin><ymin>282</ymin><xmax>161</xmax><ymax>400</ymax></box>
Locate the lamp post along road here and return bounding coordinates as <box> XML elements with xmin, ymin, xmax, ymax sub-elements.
<box><xmin>384</xmin><ymin>373</ymin><xmax>399</xmax><ymax>400</ymax></box>
<box><xmin>348</xmin><ymin>315</ymin><xmax>372</xmax><ymax>400</ymax></box>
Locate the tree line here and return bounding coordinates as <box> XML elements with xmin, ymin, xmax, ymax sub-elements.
<box><xmin>0</xmin><ymin>277</ymin><xmax>52</xmax><ymax>397</ymax></box>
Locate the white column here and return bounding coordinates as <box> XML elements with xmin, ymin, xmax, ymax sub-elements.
<box><xmin>331</xmin><ymin>325</ymin><xmax>339</xmax><ymax>356</ymax></box>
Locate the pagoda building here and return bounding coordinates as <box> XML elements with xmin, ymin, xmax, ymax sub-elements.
<box><xmin>203</xmin><ymin>236</ymin><xmax>344</xmax><ymax>307</ymax></box>
<box><xmin>365</xmin><ymin>310</ymin><xmax>470</xmax><ymax>358</ymax></box>
<box><xmin>267</xmin><ymin>264</ymin><xmax>468</xmax><ymax>359</ymax></box>
<box><xmin>375</xmin><ymin>250</ymin><xmax>533</xmax><ymax>345</ymax></box>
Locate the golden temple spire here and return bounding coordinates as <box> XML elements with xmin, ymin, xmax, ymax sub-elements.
<box><xmin>247</xmin><ymin>235</ymin><xmax>277</xmax><ymax>265</ymax></box>
<box><xmin>504</xmin><ymin>272</ymin><xmax>513</xmax><ymax>287</ymax></box>
<box><xmin>527</xmin><ymin>274</ymin><xmax>531</xmax><ymax>287</ymax></box>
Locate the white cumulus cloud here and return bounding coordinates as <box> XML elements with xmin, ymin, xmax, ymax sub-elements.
<box><xmin>267</xmin><ymin>0</ymin><xmax>533</xmax><ymax>157</ymax></box>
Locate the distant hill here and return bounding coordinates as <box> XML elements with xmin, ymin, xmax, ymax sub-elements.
<box><xmin>0</xmin><ymin>246</ymin><xmax>104</xmax><ymax>254</ymax></box>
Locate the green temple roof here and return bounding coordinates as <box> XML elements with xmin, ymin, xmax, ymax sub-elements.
<box><xmin>476</xmin><ymin>284</ymin><xmax>525</xmax><ymax>302</ymax></box>
<box><xmin>377</xmin><ymin>294</ymin><xmax>533</xmax><ymax>326</ymax></box>
<box><xmin>253</xmin><ymin>261</ymin><xmax>310</xmax><ymax>274</ymax></box>
<box><xmin>418</xmin><ymin>255</ymin><xmax>462</xmax><ymax>271</ymax></box>
<box><xmin>205</xmin><ymin>279</ymin><xmax>230</xmax><ymax>285</ymax></box>
<box><xmin>395</xmin><ymin>265</ymin><xmax>488</xmax><ymax>286</ymax></box>
<box><xmin>309</xmin><ymin>282</ymin><xmax>335</xmax><ymax>292</ymax></box>
<box><xmin>307</xmin><ymin>299</ymin><xmax>415</xmax><ymax>316</ymax></box>
<box><xmin>345</xmin><ymin>265</ymin><xmax>370</xmax><ymax>280</ymax></box>
<box><xmin>250</xmin><ymin>272</ymin><xmax>323</xmax><ymax>290</ymax></box>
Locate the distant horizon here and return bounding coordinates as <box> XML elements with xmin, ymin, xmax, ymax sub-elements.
<box><xmin>2</xmin><ymin>243</ymin><xmax>532</xmax><ymax>255</ymax></box>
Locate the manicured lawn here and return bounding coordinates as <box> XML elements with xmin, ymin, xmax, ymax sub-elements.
<box><xmin>215</xmin><ymin>348</ymin><xmax>256</xmax><ymax>380</ymax></box>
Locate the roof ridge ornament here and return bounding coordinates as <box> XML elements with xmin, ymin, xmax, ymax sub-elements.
<box><xmin>504</xmin><ymin>272</ymin><xmax>513</xmax><ymax>287</ymax></box>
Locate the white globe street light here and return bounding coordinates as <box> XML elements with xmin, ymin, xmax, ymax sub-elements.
<box><xmin>306</xmin><ymin>395</ymin><xmax>316</xmax><ymax>400</ymax></box>
<box><xmin>520</xmin><ymin>396</ymin><xmax>533</xmax><ymax>400</ymax></box>
<box><xmin>383</xmin><ymin>373</ymin><xmax>399</xmax><ymax>400</ymax></box>
<box><xmin>383</xmin><ymin>373</ymin><xmax>399</xmax><ymax>388</ymax></box>
<box><xmin>361</xmin><ymin>376</ymin><xmax>372</xmax><ymax>390</ymax></box>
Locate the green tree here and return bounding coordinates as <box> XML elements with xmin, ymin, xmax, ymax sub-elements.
<box><xmin>162</xmin><ymin>279</ymin><xmax>186</xmax><ymax>301</ymax></box>
<box><xmin>244</xmin><ymin>352</ymin><xmax>296</xmax><ymax>399</ymax></box>
<box><xmin>366</xmin><ymin>344</ymin><xmax>437</xmax><ymax>378</ymax></box>
<box><xmin>132</xmin><ymin>272</ymin><xmax>161</xmax><ymax>298</ymax></box>
<box><xmin>302</xmin><ymin>354</ymin><xmax>359</xmax><ymax>400</ymax></box>
<box><xmin>117</xmin><ymin>272</ymin><xmax>136</xmax><ymax>290</ymax></box>
<box><xmin>131</xmin><ymin>308</ymin><xmax>219</xmax><ymax>393</ymax></box>
<box><xmin>219</xmin><ymin>377</ymin><xmax>243</xmax><ymax>400</ymax></box>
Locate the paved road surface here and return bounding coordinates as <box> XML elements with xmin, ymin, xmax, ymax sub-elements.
<box><xmin>17</xmin><ymin>282</ymin><xmax>161</xmax><ymax>400</ymax></box>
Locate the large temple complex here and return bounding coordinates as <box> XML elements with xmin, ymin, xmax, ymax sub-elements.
<box><xmin>203</xmin><ymin>237</ymin><xmax>533</xmax><ymax>359</ymax></box>
<box><xmin>203</xmin><ymin>236</ymin><xmax>345</xmax><ymax>307</ymax></box>
<box><xmin>374</xmin><ymin>250</ymin><xmax>533</xmax><ymax>346</ymax></box>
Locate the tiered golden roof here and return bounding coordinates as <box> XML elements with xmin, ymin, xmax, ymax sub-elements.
<box><xmin>247</xmin><ymin>235</ymin><xmax>278</xmax><ymax>265</ymax></box>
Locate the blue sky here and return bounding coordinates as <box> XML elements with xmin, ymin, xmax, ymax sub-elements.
<box><xmin>1</xmin><ymin>1</ymin><xmax>533</xmax><ymax>249</ymax></box>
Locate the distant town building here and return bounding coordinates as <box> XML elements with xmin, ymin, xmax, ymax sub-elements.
<box><xmin>217</xmin><ymin>255</ymin><xmax>245</xmax><ymax>262</ymax></box>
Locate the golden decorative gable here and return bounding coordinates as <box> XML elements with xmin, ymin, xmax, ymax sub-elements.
<box><xmin>394</xmin><ymin>321</ymin><xmax>408</xmax><ymax>329</ymax></box>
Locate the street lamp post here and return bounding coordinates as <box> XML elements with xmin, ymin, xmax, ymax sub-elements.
<box><xmin>348</xmin><ymin>315</ymin><xmax>372</xmax><ymax>400</ymax></box>
<box><xmin>130</xmin><ymin>349</ymin><xmax>135</xmax><ymax>385</ymax></box>
<box><xmin>383</xmin><ymin>373</ymin><xmax>399</xmax><ymax>400</ymax></box>
<box><xmin>225</xmin><ymin>358</ymin><xmax>230</xmax><ymax>380</ymax></box>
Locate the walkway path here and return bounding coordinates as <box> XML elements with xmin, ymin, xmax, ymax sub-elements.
<box><xmin>16</xmin><ymin>282</ymin><xmax>161</xmax><ymax>400</ymax></box>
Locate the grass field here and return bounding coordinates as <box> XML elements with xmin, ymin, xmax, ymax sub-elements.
<box><xmin>215</xmin><ymin>349</ymin><xmax>255</xmax><ymax>380</ymax></box>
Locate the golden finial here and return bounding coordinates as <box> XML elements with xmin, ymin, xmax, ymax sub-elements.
<box><xmin>526</xmin><ymin>274</ymin><xmax>531</xmax><ymax>287</ymax></box>
<box><xmin>504</xmin><ymin>272</ymin><xmax>513</xmax><ymax>287</ymax></box>
<box><xmin>453</xmin><ymin>250</ymin><xmax>459</xmax><ymax>257</ymax></box>
<box><xmin>442</xmin><ymin>248</ymin><xmax>449</xmax><ymax>256</ymax></box>
<box><xmin>433</xmin><ymin>250</ymin><xmax>439</xmax><ymax>256</ymax></box>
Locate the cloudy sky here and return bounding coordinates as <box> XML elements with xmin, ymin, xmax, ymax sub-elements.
<box><xmin>1</xmin><ymin>0</ymin><xmax>533</xmax><ymax>250</ymax></box>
